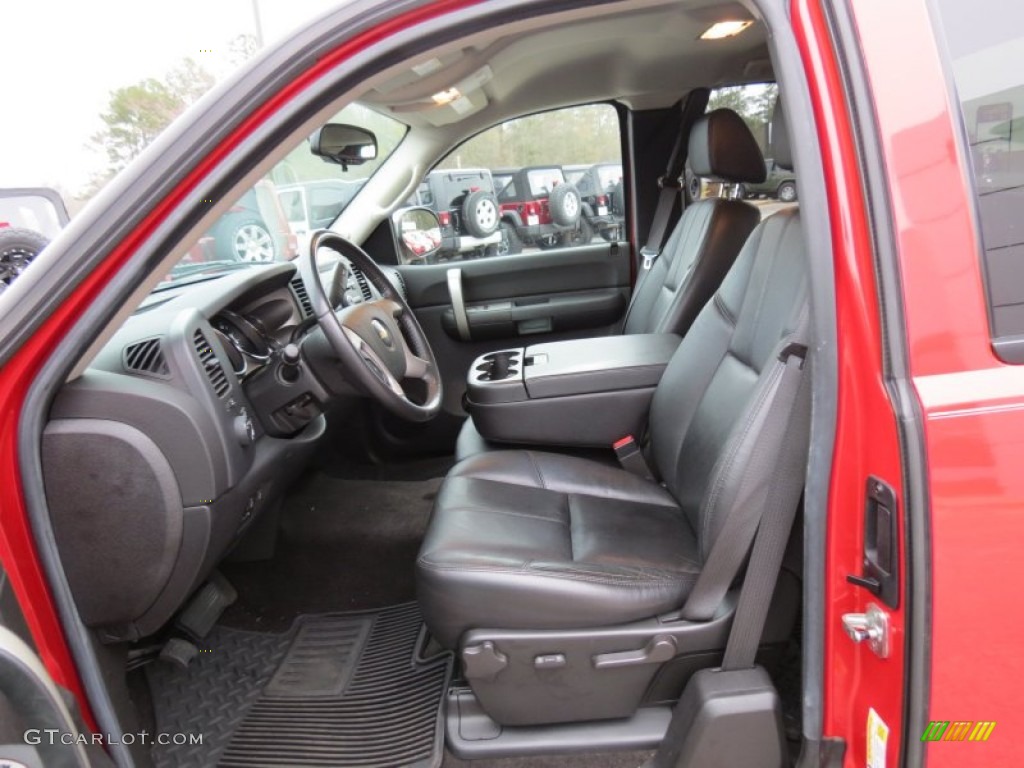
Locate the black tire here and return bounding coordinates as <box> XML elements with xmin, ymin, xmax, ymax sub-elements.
<box><xmin>498</xmin><ymin>221</ymin><xmax>523</xmax><ymax>256</ymax></box>
<box><xmin>572</xmin><ymin>216</ymin><xmax>595</xmax><ymax>245</ymax></box>
<box><xmin>462</xmin><ymin>190</ymin><xmax>500</xmax><ymax>238</ymax></box>
<box><xmin>548</xmin><ymin>183</ymin><xmax>582</xmax><ymax>227</ymax></box>
<box><xmin>0</xmin><ymin>227</ymin><xmax>49</xmax><ymax>287</ymax></box>
<box><xmin>777</xmin><ymin>181</ymin><xmax>798</xmax><ymax>203</ymax></box>
<box><xmin>217</xmin><ymin>216</ymin><xmax>276</xmax><ymax>262</ymax></box>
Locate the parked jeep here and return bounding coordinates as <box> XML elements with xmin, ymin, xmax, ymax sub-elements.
<box><xmin>0</xmin><ymin>187</ymin><xmax>69</xmax><ymax>291</ymax></box>
<box><xmin>738</xmin><ymin>157</ymin><xmax>797</xmax><ymax>202</ymax></box>
<box><xmin>496</xmin><ymin>165</ymin><xmax>582</xmax><ymax>253</ymax></box>
<box><xmin>565</xmin><ymin>162</ymin><xmax>624</xmax><ymax>242</ymax></box>
<box><xmin>409</xmin><ymin>169</ymin><xmax>501</xmax><ymax>261</ymax></box>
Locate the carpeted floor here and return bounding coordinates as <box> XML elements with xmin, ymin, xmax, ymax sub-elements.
<box><xmin>221</xmin><ymin>463</ymin><xmax>444</xmax><ymax>631</ymax></box>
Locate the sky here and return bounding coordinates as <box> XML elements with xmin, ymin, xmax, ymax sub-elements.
<box><xmin>1</xmin><ymin>0</ymin><xmax>341</xmax><ymax>197</ymax></box>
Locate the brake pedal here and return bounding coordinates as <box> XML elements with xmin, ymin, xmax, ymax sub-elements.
<box><xmin>175</xmin><ymin>571</ymin><xmax>237</xmax><ymax>640</ymax></box>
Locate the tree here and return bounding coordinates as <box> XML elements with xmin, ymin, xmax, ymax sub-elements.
<box><xmin>90</xmin><ymin>58</ymin><xmax>215</xmax><ymax>177</ymax></box>
<box><xmin>708</xmin><ymin>84</ymin><xmax>778</xmax><ymax>152</ymax></box>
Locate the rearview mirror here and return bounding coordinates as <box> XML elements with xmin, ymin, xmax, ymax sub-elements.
<box><xmin>309</xmin><ymin>124</ymin><xmax>377</xmax><ymax>169</ymax></box>
<box><xmin>393</xmin><ymin>207</ymin><xmax>442</xmax><ymax>264</ymax></box>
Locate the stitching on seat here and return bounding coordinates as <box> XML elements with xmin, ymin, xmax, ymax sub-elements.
<box><xmin>700</xmin><ymin>360</ymin><xmax>784</xmax><ymax>556</ymax></box>
<box><xmin>525</xmin><ymin>451</ymin><xmax>547</xmax><ymax>488</ymax></box>
<box><xmin>441</xmin><ymin>503</ymin><xmax>568</xmax><ymax>524</ymax></box>
<box><xmin>713</xmin><ymin>292</ymin><xmax>736</xmax><ymax>327</ymax></box>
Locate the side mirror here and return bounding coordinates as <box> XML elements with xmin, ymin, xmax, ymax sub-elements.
<box><xmin>393</xmin><ymin>207</ymin><xmax>442</xmax><ymax>264</ymax></box>
<box><xmin>309</xmin><ymin>124</ymin><xmax>377</xmax><ymax>169</ymax></box>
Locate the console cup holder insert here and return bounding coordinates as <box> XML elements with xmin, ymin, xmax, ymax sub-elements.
<box><xmin>476</xmin><ymin>350</ymin><xmax>522</xmax><ymax>382</ymax></box>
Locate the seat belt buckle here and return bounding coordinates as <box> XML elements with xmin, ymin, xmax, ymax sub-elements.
<box><xmin>640</xmin><ymin>247</ymin><xmax>658</xmax><ymax>270</ymax></box>
<box><xmin>613</xmin><ymin>436</ymin><xmax>655</xmax><ymax>480</ymax></box>
<box><xmin>657</xmin><ymin>175</ymin><xmax>684</xmax><ymax>190</ymax></box>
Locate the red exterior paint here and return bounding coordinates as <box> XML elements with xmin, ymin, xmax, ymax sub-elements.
<box><xmin>0</xmin><ymin>0</ymin><xmax>478</xmax><ymax>728</ymax></box>
<box><xmin>851</xmin><ymin>1</ymin><xmax>1024</xmax><ymax>765</ymax></box>
<box><xmin>792</xmin><ymin>1</ymin><xmax>909</xmax><ymax>765</ymax></box>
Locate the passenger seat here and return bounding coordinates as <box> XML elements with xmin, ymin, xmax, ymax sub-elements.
<box><xmin>457</xmin><ymin>108</ymin><xmax>767</xmax><ymax>461</ymax></box>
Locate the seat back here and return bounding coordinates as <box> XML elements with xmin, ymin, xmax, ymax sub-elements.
<box><xmin>649</xmin><ymin>205</ymin><xmax>807</xmax><ymax>562</ymax></box>
<box><xmin>623</xmin><ymin>108</ymin><xmax>765</xmax><ymax>336</ymax></box>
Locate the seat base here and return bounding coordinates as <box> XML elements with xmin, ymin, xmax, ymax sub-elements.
<box><xmin>447</xmin><ymin>687</ymin><xmax>672</xmax><ymax>760</ymax></box>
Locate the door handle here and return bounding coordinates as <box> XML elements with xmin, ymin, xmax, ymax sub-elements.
<box><xmin>846</xmin><ymin>476</ymin><xmax>900</xmax><ymax>609</ymax></box>
<box><xmin>446</xmin><ymin>268</ymin><xmax>471</xmax><ymax>341</ymax></box>
<box><xmin>841</xmin><ymin>603</ymin><xmax>890</xmax><ymax>659</ymax></box>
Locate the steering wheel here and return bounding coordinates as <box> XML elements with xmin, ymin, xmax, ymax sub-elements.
<box><xmin>306</xmin><ymin>230</ymin><xmax>441</xmax><ymax>422</ymax></box>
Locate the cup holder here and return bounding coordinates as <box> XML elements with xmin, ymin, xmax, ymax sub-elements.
<box><xmin>475</xmin><ymin>350</ymin><xmax>522</xmax><ymax>382</ymax></box>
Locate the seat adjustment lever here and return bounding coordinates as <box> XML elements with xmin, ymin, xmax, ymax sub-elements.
<box><xmin>592</xmin><ymin>634</ymin><xmax>677</xmax><ymax>669</ymax></box>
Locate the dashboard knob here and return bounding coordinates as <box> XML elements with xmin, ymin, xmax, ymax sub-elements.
<box><xmin>282</xmin><ymin>343</ymin><xmax>301</xmax><ymax>365</ymax></box>
<box><xmin>233</xmin><ymin>409</ymin><xmax>255</xmax><ymax>445</ymax></box>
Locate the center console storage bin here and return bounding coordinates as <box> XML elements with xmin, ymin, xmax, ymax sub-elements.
<box><xmin>466</xmin><ymin>334</ymin><xmax>680</xmax><ymax>448</ymax></box>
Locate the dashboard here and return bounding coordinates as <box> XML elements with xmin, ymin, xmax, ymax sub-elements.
<box><xmin>40</xmin><ymin>257</ymin><xmax>396</xmax><ymax>642</ymax></box>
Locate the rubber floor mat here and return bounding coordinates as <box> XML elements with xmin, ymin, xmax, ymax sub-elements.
<box><xmin>148</xmin><ymin>603</ymin><xmax>452</xmax><ymax>768</ymax></box>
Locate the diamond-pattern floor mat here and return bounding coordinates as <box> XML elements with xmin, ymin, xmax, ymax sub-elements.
<box><xmin>147</xmin><ymin>603</ymin><xmax>451</xmax><ymax>767</ymax></box>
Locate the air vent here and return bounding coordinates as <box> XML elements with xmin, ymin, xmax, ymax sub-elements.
<box><xmin>193</xmin><ymin>329</ymin><xmax>230</xmax><ymax>398</ymax></box>
<box><xmin>290</xmin><ymin>276</ymin><xmax>313</xmax><ymax>318</ymax></box>
<box><xmin>351</xmin><ymin>267</ymin><xmax>374</xmax><ymax>302</ymax></box>
<box><xmin>123</xmin><ymin>337</ymin><xmax>170</xmax><ymax>378</ymax></box>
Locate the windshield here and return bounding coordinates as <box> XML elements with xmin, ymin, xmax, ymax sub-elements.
<box><xmin>157</xmin><ymin>103</ymin><xmax>405</xmax><ymax>290</ymax></box>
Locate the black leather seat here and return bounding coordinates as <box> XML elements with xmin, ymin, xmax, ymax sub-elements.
<box><xmin>419</xmin><ymin>198</ymin><xmax>807</xmax><ymax>648</ymax></box>
<box><xmin>455</xmin><ymin>108</ymin><xmax>765</xmax><ymax>462</ymax></box>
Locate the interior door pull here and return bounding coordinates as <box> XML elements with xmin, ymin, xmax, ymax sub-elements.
<box><xmin>447</xmin><ymin>268</ymin><xmax>471</xmax><ymax>341</ymax></box>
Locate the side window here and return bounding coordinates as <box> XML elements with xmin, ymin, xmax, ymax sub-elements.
<box><xmin>406</xmin><ymin>104</ymin><xmax>623</xmax><ymax>264</ymax></box>
<box><xmin>932</xmin><ymin>1</ymin><xmax>1024</xmax><ymax>360</ymax></box>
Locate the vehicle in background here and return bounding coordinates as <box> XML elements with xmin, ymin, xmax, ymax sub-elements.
<box><xmin>204</xmin><ymin>181</ymin><xmax>298</xmax><ymax>263</ymax></box>
<box><xmin>407</xmin><ymin>169</ymin><xmax>501</xmax><ymax>262</ymax></box>
<box><xmin>491</xmin><ymin>168</ymin><xmax>515</xmax><ymax>197</ymax></box>
<box><xmin>564</xmin><ymin>162</ymin><xmax>624</xmax><ymax>242</ymax></box>
<box><xmin>496</xmin><ymin>165</ymin><xmax>581</xmax><ymax>253</ymax></box>
<box><xmin>738</xmin><ymin>157</ymin><xmax>797</xmax><ymax>202</ymax></box>
<box><xmin>0</xmin><ymin>187</ymin><xmax>70</xmax><ymax>291</ymax></box>
<box><xmin>276</xmin><ymin>178</ymin><xmax>365</xmax><ymax>252</ymax></box>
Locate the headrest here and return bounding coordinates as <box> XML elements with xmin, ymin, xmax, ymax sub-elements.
<box><xmin>770</xmin><ymin>101</ymin><xmax>793</xmax><ymax>170</ymax></box>
<box><xmin>688</xmin><ymin>108</ymin><xmax>766</xmax><ymax>184</ymax></box>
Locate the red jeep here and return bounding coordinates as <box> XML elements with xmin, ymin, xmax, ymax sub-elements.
<box><xmin>495</xmin><ymin>165</ymin><xmax>582</xmax><ymax>253</ymax></box>
<box><xmin>0</xmin><ymin>1</ymin><xmax>1020</xmax><ymax>768</ymax></box>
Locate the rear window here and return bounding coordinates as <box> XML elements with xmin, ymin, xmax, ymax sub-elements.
<box><xmin>526</xmin><ymin>169</ymin><xmax>565</xmax><ymax>197</ymax></box>
<box><xmin>931</xmin><ymin>0</ymin><xmax>1024</xmax><ymax>360</ymax></box>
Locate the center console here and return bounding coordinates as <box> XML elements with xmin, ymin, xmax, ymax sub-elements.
<box><xmin>465</xmin><ymin>333</ymin><xmax>681</xmax><ymax>448</ymax></box>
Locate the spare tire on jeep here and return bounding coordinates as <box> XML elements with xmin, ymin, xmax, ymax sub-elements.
<box><xmin>549</xmin><ymin>183</ymin><xmax>582</xmax><ymax>227</ymax></box>
<box><xmin>462</xmin><ymin>190</ymin><xmax>500</xmax><ymax>238</ymax></box>
<box><xmin>0</xmin><ymin>227</ymin><xmax>49</xmax><ymax>288</ymax></box>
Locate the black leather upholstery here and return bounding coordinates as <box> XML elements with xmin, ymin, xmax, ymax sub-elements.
<box><xmin>417</xmin><ymin>451</ymin><xmax>701</xmax><ymax>648</ymax></box>
<box><xmin>622</xmin><ymin>196</ymin><xmax>759</xmax><ymax>335</ymax></box>
<box><xmin>456</xmin><ymin>109</ymin><xmax>763</xmax><ymax>462</ymax></box>
<box><xmin>688</xmin><ymin>108</ymin><xmax>767</xmax><ymax>183</ymax></box>
<box><xmin>420</xmin><ymin>204</ymin><xmax>808</xmax><ymax>648</ymax></box>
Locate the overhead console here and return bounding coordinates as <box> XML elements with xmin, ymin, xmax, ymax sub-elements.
<box><xmin>466</xmin><ymin>333</ymin><xmax>680</xmax><ymax>447</ymax></box>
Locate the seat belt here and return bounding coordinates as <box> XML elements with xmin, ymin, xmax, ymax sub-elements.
<box><xmin>644</xmin><ymin>311</ymin><xmax>811</xmax><ymax>768</ymax></box>
<box><xmin>677</xmin><ymin>308</ymin><xmax>810</xmax><ymax>624</ymax></box>
<box><xmin>639</xmin><ymin>87</ymin><xmax>709</xmax><ymax>271</ymax></box>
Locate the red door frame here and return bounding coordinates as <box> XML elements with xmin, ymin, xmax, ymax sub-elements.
<box><xmin>0</xmin><ymin>0</ymin><xmax>477</xmax><ymax>730</ymax></box>
<box><xmin>851</xmin><ymin>1</ymin><xmax>1024</xmax><ymax>766</ymax></box>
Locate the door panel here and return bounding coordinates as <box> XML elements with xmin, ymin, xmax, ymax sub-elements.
<box><xmin>400</xmin><ymin>242</ymin><xmax>631</xmax><ymax>414</ymax></box>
